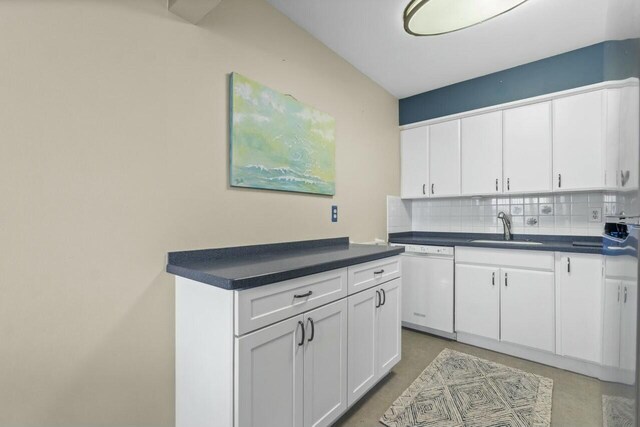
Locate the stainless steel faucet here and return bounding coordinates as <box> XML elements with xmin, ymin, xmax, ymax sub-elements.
<box><xmin>497</xmin><ymin>211</ymin><xmax>513</xmax><ymax>241</ymax></box>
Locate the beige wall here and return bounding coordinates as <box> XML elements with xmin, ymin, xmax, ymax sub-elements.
<box><xmin>0</xmin><ymin>1</ymin><xmax>399</xmax><ymax>425</ymax></box>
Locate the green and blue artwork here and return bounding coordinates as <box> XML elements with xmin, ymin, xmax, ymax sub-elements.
<box><xmin>229</xmin><ymin>72</ymin><xmax>336</xmax><ymax>196</ymax></box>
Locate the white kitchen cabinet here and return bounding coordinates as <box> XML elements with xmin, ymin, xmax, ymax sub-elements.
<box><xmin>429</xmin><ymin>120</ymin><xmax>460</xmax><ymax>197</ymax></box>
<box><xmin>500</xmin><ymin>268</ymin><xmax>555</xmax><ymax>353</ymax></box>
<box><xmin>377</xmin><ymin>278</ymin><xmax>402</xmax><ymax>374</ymax></box>
<box><xmin>553</xmin><ymin>90</ymin><xmax>605</xmax><ymax>191</ymax></box>
<box><xmin>555</xmin><ymin>253</ymin><xmax>603</xmax><ymax>364</ymax></box>
<box><xmin>236</xmin><ymin>315</ymin><xmax>304</xmax><ymax>427</ymax></box>
<box><xmin>619</xmin><ymin>85</ymin><xmax>640</xmax><ymax>191</ymax></box>
<box><xmin>503</xmin><ymin>101</ymin><xmax>552</xmax><ymax>193</ymax></box>
<box><xmin>346</xmin><ymin>286</ymin><xmax>377</xmax><ymax>405</ymax></box>
<box><xmin>605</xmin><ymin>89</ymin><xmax>621</xmax><ymax>189</ymax></box>
<box><xmin>303</xmin><ymin>300</ymin><xmax>348</xmax><ymax>427</ymax></box>
<box><xmin>461</xmin><ymin>111</ymin><xmax>503</xmax><ymax>195</ymax></box>
<box><xmin>401</xmin><ymin>127</ymin><xmax>429</xmax><ymax>198</ymax></box>
<box><xmin>619</xmin><ymin>280</ymin><xmax>637</xmax><ymax>372</ymax></box>
<box><xmin>455</xmin><ymin>264</ymin><xmax>500</xmax><ymax>340</ymax></box>
<box><xmin>347</xmin><ymin>279</ymin><xmax>402</xmax><ymax>406</ymax></box>
<box><xmin>602</xmin><ymin>278</ymin><xmax>622</xmax><ymax>368</ymax></box>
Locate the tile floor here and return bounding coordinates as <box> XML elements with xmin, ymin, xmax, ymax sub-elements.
<box><xmin>334</xmin><ymin>328</ymin><xmax>631</xmax><ymax>426</ymax></box>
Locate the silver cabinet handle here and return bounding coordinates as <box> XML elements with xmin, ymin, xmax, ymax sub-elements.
<box><xmin>492</xmin><ymin>272</ymin><xmax>495</xmax><ymax>286</ymax></box>
<box><xmin>567</xmin><ymin>257</ymin><xmax>570</xmax><ymax>273</ymax></box>
<box><xmin>507</xmin><ymin>178</ymin><xmax>510</xmax><ymax>191</ymax></box>
<box><xmin>624</xmin><ymin>286</ymin><xmax>628</xmax><ymax>303</ymax></box>
<box><xmin>422</xmin><ymin>184</ymin><xmax>426</xmax><ymax>195</ymax></box>
<box><xmin>495</xmin><ymin>179</ymin><xmax>498</xmax><ymax>191</ymax></box>
<box><xmin>431</xmin><ymin>183</ymin><xmax>434</xmax><ymax>194</ymax></box>
<box><xmin>558</xmin><ymin>173</ymin><xmax>562</xmax><ymax>188</ymax></box>
<box><xmin>504</xmin><ymin>272</ymin><xmax>508</xmax><ymax>287</ymax></box>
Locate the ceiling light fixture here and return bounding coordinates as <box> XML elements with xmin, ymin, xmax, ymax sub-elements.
<box><xmin>403</xmin><ymin>0</ymin><xmax>528</xmax><ymax>36</ymax></box>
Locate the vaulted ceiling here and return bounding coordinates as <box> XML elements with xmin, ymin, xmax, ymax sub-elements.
<box><xmin>266</xmin><ymin>0</ymin><xmax>638</xmax><ymax>98</ymax></box>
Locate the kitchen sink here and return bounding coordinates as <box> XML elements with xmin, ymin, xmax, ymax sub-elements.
<box><xmin>470</xmin><ymin>240</ymin><xmax>543</xmax><ymax>246</ymax></box>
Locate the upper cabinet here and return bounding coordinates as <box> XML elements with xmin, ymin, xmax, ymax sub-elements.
<box><xmin>399</xmin><ymin>80</ymin><xmax>639</xmax><ymax>199</ymax></box>
<box><xmin>429</xmin><ymin>120</ymin><xmax>460</xmax><ymax>197</ymax></box>
<box><xmin>400</xmin><ymin>127</ymin><xmax>429</xmax><ymax>199</ymax></box>
<box><xmin>503</xmin><ymin>102</ymin><xmax>552</xmax><ymax>194</ymax></box>
<box><xmin>553</xmin><ymin>91</ymin><xmax>606</xmax><ymax>191</ymax></box>
<box><xmin>461</xmin><ymin>111</ymin><xmax>502</xmax><ymax>195</ymax></box>
<box><xmin>619</xmin><ymin>85</ymin><xmax>640</xmax><ymax>191</ymax></box>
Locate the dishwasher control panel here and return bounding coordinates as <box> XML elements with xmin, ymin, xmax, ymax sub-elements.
<box><xmin>393</xmin><ymin>244</ymin><xmax>454</xmax><ymax>256</ymax></box>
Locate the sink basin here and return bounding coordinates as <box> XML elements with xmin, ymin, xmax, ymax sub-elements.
<box><xmin>470</xmin><ymin>240</ymin><xmax>543</xmax><ymax>246</ymax></box>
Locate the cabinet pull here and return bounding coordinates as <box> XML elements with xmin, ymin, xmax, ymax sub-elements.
<box><xmin>422</xmin><ymin>183</ymin><xmax>426</xmax><ymax>195</ymax></box>
<box><xmin>297</xmin><ymin>321</ymin><xmax>305</xmax><ymax>346</ymax></box>
<box><xmin>505</xmin><ymin>272</ymin><xmax>508</xmax><ymax>287</ymax></box>
<box><xmin>507</xmin><ymin>178</ymin><xmax>510</xmax><ymax>191</ymax></box>
<box><xmin>558</xmin><ymin>173</ymin><xmax>562</xmax><ymax>188</ymax></box>
<box><xmin>306</xmin><ymin>318</ymin><xmax>315</xmax><ymax>342</ymax></box>
<box><xmin>624</xmin><ymin>286</ymin><xmax>628</xmax><ymax>303</ymax></box>
<box><xmin>381</xmin><ymin>288</ymin><xmax>386</xmax><ymax>306</ymax></box>
<box><xmin>492</xmin><ymin>272</ymin><xmax>495</xmax><ymax>286</ymax></box>
<box><xmin>495</xmin><ymin>179</ymin><xmax>498</xmax><ymax>192</ymax></box>
<box><xmin>374</xmin><ymin>269</ymin><xmax>385</xmax><ymax>275</ymax></box>
<box><xmin>618</xmin><ymin>285</ymin><xmax>621</xmax><ymax>302</ymax></box>
<box><xmin>293</xmin><ymin>291</ymin><xmax>312</xmax><ymax>299</ymax></box>
<box><xmin>431</xmin><ymin>183</ymin><xmax>435</xmax><ymax>194</ymax></box>
<box><xmin>567</xmin><ymin>257</ymin><xmax>571</xmax><ymax>273</ymax></box>
<box><xmin>375</xmin><ymin>290</ymin><xmax>381</xmax><ymax>308</ymax></box>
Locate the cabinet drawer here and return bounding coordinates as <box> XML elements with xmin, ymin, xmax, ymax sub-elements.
<box><xmin>455</xmin><ymin>247</ymin><xmax>554</xmax><ymax>271</ymax></box>
<box><xmin>235</xmin><ymin>269</ymin><xmax>348</xmax><ymax>336</ymax></box>
<box><xmin>347</xmin><ymin>256</ymin><xmax>401</xmax><ymax>294</ymax></box>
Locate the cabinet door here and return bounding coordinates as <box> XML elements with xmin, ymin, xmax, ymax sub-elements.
<box><xmin>235</xmin><ymin>315</ymin><xmax>304</xmax><ymax>427</ymax></box>
<box><xmin>461</xmin><ymin>111</ymin><xmax>503</xmax><ymax>195</ymax></box>
<box><xmin>605</xmin><ymin>89</ymin><xmax>621</xmax><ymax>189</ymax></box>
<box><xmin>303</xmin><ymin>300</ymin><xmax>348</xmax><ymax>427</ymax></box>
<box><xmin>619</xmin><ymin>85</ymin><xmax>640</xmax><ymax>191</ymax></box>
<box><xmin>500</xmin><ymin>268</ymin><xmax>555</xmax><ymax>352</ymax></box>
<box><xmin>401</xmin><ymin>127</ymin><xmax>429</xmax><ymax>198</ymax></box>
<box><xmin>503</xmin><ymin>102</ymin><xmax>552</xmax><ymax>193</ymax></box>
<box><xmin>553</xmin><ymin>91</ymin><xmax>605</xmax><ymax>191</ymax></box>
<box><xmin>429</xmin><ymin>120</ymin><xmax>460</xmax><ymax>197</ymax></box>
<box><xmin>455</xmin><ymin>264</ymin><xmax>500</xmax><ymax>340</ymax></box>
<box><xmin>555</xmin><ymin>253</ymin><xmax>603</xmax><ymax>364</ymax></box>
<box><xmin>602</xmin><ymin>278</ymin><xmax>622</xmax><ymax>368</ymax></box>
<box><xmin>377</xmin><ymin>278</ymin><xmax>402</xmax><ymax>375</ymax></box>
<box><xmin>347</xmin><ymin>286</ymin><xmax>378</xmax><ymax>406</ymax></box>
<box><xmin>620</xmin><ymin>280</ymin><xmax>637</xmax><ymax>372</ymax></box>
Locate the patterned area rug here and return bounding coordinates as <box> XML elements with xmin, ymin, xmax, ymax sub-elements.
<box><xmin>380</xmin><ymin>348</ymin><xmax>553</xmax><ymax>427</ymax></box>
<box><xmin>603</xmin><ymin>395</ymin><xmax>635</xmax><ymax>427</ymax></box>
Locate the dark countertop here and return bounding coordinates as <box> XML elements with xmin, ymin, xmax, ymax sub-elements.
<box><xmin>388</xmin><ymin>232</ymin><xmax>604</xmax><ymax>254</ymax></box>
<box><xmin>166</xmin><ymin>237</ymin><xmax>404</xmax><ymax>290</ymax></box>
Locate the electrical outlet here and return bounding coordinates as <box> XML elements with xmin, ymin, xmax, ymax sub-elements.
<box><xmin>331</xmin><ymin>205</ymin><xmax>338</xmax><ymax>223</ymax></box>
<box><xmin>590</xmin><ymin>207</ymin><xmax>602</xmax><ymax>222</ymax></box>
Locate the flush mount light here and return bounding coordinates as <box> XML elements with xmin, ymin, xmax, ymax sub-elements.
<box><xmin>404</xmin><ymin>0</ymin><xmax>528</xmax><ymax>36</ymax></box>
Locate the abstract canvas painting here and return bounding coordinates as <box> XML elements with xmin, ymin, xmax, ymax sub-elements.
<box><xmin>229</xmin><ymin>72</ymin><xmax>336</xmax><ymax>196</ymax></box>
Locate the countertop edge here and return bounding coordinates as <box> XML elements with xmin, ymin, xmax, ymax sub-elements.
<box><xmin>166</xmin><ymin>246</ymin><xmax>404</xmax><ymax>290</ymax></box>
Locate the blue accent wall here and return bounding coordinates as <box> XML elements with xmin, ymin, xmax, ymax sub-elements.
<box><xmin>399</xmin><ymin>39</ymin><xmax>640</xmax><ymax>125</ymax></box>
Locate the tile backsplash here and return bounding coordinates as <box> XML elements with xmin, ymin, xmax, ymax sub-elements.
<box><xmin>387</xmin><ymin>192</ymin><xmax>630</xmax><ymax>237</ymax></box>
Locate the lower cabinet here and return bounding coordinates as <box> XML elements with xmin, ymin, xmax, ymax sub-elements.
<box><xmin>456</xmin><ymin>262</ymin><xmax>555</xmax><ymax>352</ymax></box>
<box><xmin>603</xmin><ymin>278</ymin><xmax>637</xmax><ymax>372</ymax></box>
<box><xmin>555</xmin><ymin>253</ymin><xmax>604</xmax><ymax>364</ymax></box>
<box><xmin>455</xmin><ymin>264</ymin><xmax>500</xmax><ymax>340</ymax></box>
<box><xmin>455</xmin><ymin>248</ymin><xmax>555</xmax><ymax>353</ymax></box>
<box><xmin>236</xmin><ymin>299</ymin><xmax>348</xmax><ymax>427</ymax></box>
<box><xmin>347</xmin><ymin>278</ymin><xmax>401</xmax><ymax>406</ymax></box>
<box><xmin>500</xmin><ymin>268</ymin><xmax>555</xmax><ymax>352</ymax></box>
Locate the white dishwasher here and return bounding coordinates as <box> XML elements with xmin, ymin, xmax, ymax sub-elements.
<box><xmin>391</xmin><ymin>244</ymin><xmax>455</xmax><ymax>339</ymax></box>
